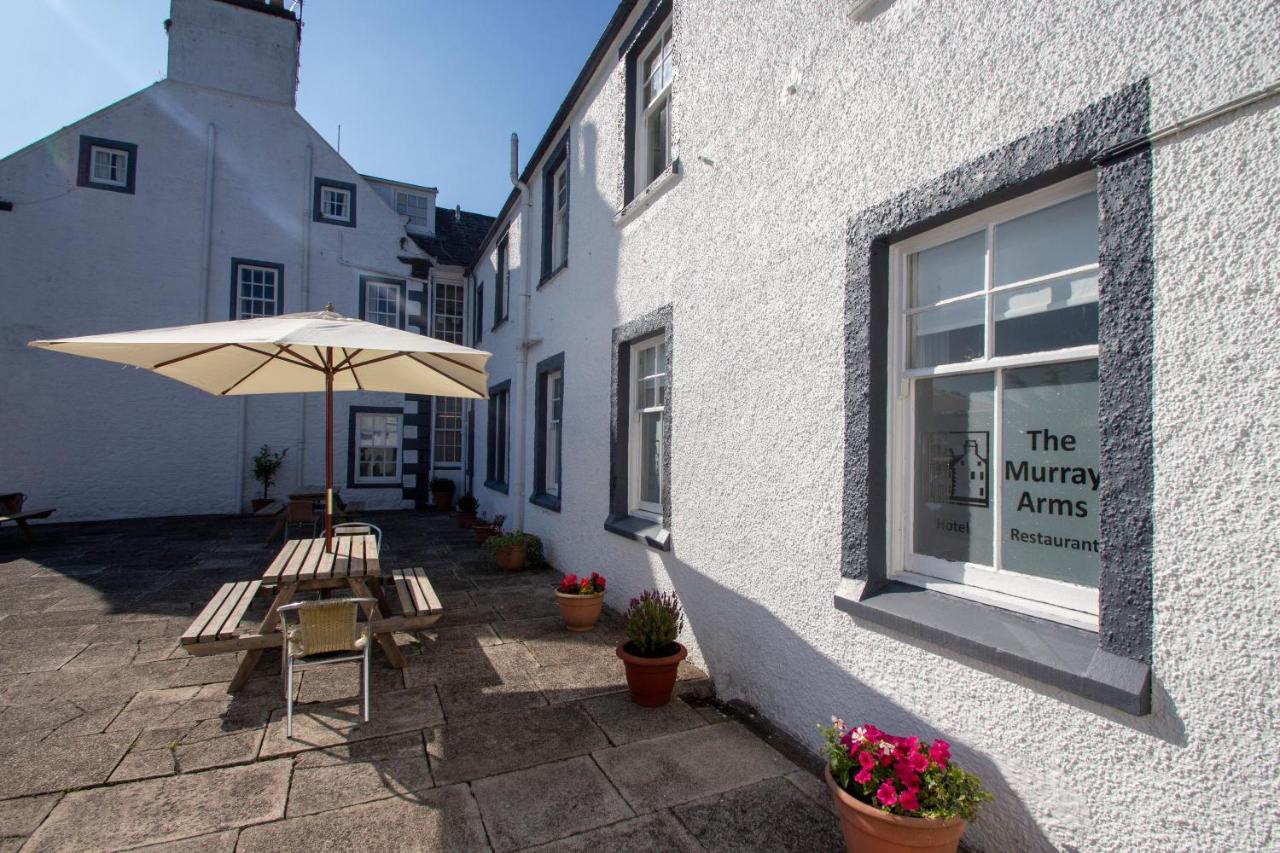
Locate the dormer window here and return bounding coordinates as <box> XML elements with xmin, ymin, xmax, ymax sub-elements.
<box><xmin>77</xmin><ymin>136</ymin><xmax>137</xmax><ymax>194</ymax></box>
<box><xmin>396</xmin><ymin>191</ymin><xmax>431</xmax><ymax>218</ymax></box>
<box><xmin>313</xmin><ymin>178</ymin><xmax>357</xmax><ymax>227</ymax></box>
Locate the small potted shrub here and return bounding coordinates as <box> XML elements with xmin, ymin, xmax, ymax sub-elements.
<box><xmin>555</xmin><ymin>572</ymin><xmax>607</xmax><ymax>632</ymax></box>
<box><xmin>250</xmin><ymin>445</ymin><xmax>287</xmax><ymax>512</ymax></box>
<box><xmin>616</xmin><ymin>590</ymin><xmax>686</xmax><ymax>706</ymax></box>
<box><xmin>484</xmin><ymin>530</ymin><xmax>541</xmax><ymax>572</ymax></box>
<box><xmin>819</xmin><ymin>719</ymin><xmax>990</xmax><ymax>853</ymax></box>
<box><xmin>429</xmin><ymin>477</ymin><xmax>456</xmax><ymax>511</ymax></box>
<box><xmin>455</xmin><ymin>493</ymin><xmax>478</xmax><ymax>528</ymax></box>
<box><xmin>473</xmin><ymin>513</ymin><xmax>503</xmax><ymax>545</ymax></box>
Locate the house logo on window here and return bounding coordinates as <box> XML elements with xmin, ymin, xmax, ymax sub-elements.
<box><xmin>925</xmin><ymin>431</ymin><xmax>989</xmax><ymax>508</ymax></box>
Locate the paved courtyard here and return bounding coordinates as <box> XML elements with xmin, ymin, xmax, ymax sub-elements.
<box><xmin>0</xmin><ymin>512</ymin><xmax>841</xmax><ymax>852</ymax></box>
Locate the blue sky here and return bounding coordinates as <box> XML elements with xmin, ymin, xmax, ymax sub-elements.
<box><xmin>1</xmin><ymin>0</ymin><xmax>618</xmax><ymax>214</ymax></box>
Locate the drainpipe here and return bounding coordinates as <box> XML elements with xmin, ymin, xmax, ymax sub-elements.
<box><xmin>509</xmin><ymin>133</ymin><xmax>534</xmax><ymax>531</ymax></box>
<box><xmin>199</xmin><ymin>123</ymin><xmax>216</xmax><ymax>322</ymax></box>
<box><xmin>297</xmin><ymin>143</ymin><xmax>314</xmax><ymax>489</ymax></box>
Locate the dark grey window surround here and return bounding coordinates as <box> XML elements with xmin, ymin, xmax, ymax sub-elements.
<box><xmin>620</xmin><ymin>0</ymin><xmax>672</xmax><ymax>205</ymax></box>
<box><xmin>474</xmin><ymin>281</ymin><xmax>484</xmax><ymax>344</ymax></box>
<box><xmin>493</xmin><ymin>236</ymin><xmax>509</xmax><ymax>331</ymax></box>
<box><xmin>485</xmin><ymin>379</ymin><xmax>511</xmax><ymax>493</ymax></box>
<box><xmin>606</xmin><ymin>305</ymin><xmax>672</xmax><ymax>550</ymax></box>
<box><xmin>76</xmin><ymin>135</ymin><xmax>138</xmax><ymax>194</ymax></box>
<box><xmin>229</xmin><ymin>258</ymin><xmax>284</xmax><ymax>319</ymax></box>
<box><xmin>837</xmin><ymin>80</ymin><xmax>1155</xmax><ymax>716</ymax></box>
<box><xmin>531</xmin><ymin>352</ymin><xmax>565</xmax><ymax>512</ymax></box>
<box><xmin>540</xmin><ymin>136</ymin><xmax>570</xmax><ymax>286</ymax></box>
<box><xmin>358</xmin><ymin>275</ymin><xmax>407</xmax><ymax>330</ymax></box>
<box><xmin>312</xmin><ymin>177</ymin><xmax>357</xmax><ymax>227</ymax></box>
<box><xmin>346</xmin><ymin>406</ymin><xmax>404</xmax><ymax>489</ymax></box>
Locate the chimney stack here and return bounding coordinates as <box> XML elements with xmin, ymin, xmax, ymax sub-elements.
<box><xmin>166</xmin><ymin>0</ymin><xmax>300</xmax><ymax>107</ymax></box>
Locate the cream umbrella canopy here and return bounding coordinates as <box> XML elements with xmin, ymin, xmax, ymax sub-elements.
<box><xmin>30</xmin><ymin>306</ymin><xmax>490</xmax><ymax>549</ymax></box>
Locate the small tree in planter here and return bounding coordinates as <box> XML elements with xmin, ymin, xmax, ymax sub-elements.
<box><xmin>455</xmin><ymin>493</ymin><xmax>478</xmax><ymax>528</ymax></box>
<box><xmin>555</xmin><ymin>572</ymin><xmax>607</xmax><ymax>632</ymax></box>
<box><xmin>616</xmin><ymin>590</ymin><xmax>686</xmax><ymax>706</ymax></box>
<box><xmin>483</xmin><ymin>531</ymin><xmax>541</xmax><ymax>572</ymax></box>
<box><xmin>429</xmin><ymin>477</ymin><xmax>456</xmax><ymax>511</ymax></box>
<box><xmin>250</xmin><ymin>445</ymin><xmax>288</xmax><ymax>511</ymax></box>
<box><xmin>818</xmin><ymin>719</ymin><xmax>990</xmax><ymax>853</ymax></box>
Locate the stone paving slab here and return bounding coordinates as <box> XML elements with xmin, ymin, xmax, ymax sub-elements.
<box><xmin>0</xmin><ymin>793</ymin><xmax>60</xmax><ymax>838</ymax></box>
<box><xmin>287</xmin><ymin>753</ymin><xmax>434</xmax><ymax>816</ymax></box>
<box><xmin>580</xmin><ymin>692</ymin><xmax>707</xmax><ymax>746</ymax></box>
<box><xmin>129</xmin><ymin>830</ymin><xmax>238</xmax><ymax>852</ymax></box>
<box><xmin>593</xmin><ymin>722</ymin><xmax>799</xmax><ymax>813</ymax></box>
<box><xmin>24</xmin><ymin>760</ymin><xmax>291</xmax><ymax>852</ymax></box>
<box><xmin>0</xmin><ymin>731</ymin><xmax>135</xmax><ymax>799</ymax></box>
<box><xmin>427</xmin><ymin>702</ymin><xmax>609</xmax><ymax>785</ymax></box>
<box><xmin>519</xmin><ymin>811</ymin><xmax>703</xmax><ymax>853</ymax></box>
<box><xmin>237</xmin><ymin>785</ymin><xmax>488</xmax><ymax>853</ymax></box>
<box><xmin>258</xmin><ymin>686</ymin><xmax>444</xmax><ymax>758</ymax></box>
<box><xmin>672</xmin><ymin>776</ymin><xmax>844</xmax><ymax>852</ymax></box>
<box><xmin>471</xmin><ymin>756</ymin><xmax>635</xmax><ymax>852</ymax></box>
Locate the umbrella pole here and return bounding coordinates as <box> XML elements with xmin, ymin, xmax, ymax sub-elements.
<box><xmin>325</xmin><ymin>359</ymin><xmax>334</xmax><ymax>553</ymax></box>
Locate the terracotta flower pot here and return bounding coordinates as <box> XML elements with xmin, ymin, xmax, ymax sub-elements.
<box><xmin>456</xmin><ymin>511</ymin><xmax>476</xmax><ymax>529</ymax></box>
<box><xmin>494</xmin><ymin>544</ymin><xmax>527</xmax><ymax>572</ymax></box>
<box><xmin>473</xmin><ymin>524</ymin><xmax>494</xmax><ymax>545</ymax></box>
<box><xmin>616</xmin><ymin>641</ymin><xmax>687</xmax><ymax>707</ymax></box>
<box><xmin>432</xmin><ymin>492</ymin><xmax>452</xmax><ymax>511</ymax></box>
<box><xmin>824</xmin><ymin>767</ymin><xmax>967</xmax><ymax>853</ymax></box>
<box><xmin>556</xmin><ymin>591</ymin><xmax>604</xmax><ymax>632</ymax></box>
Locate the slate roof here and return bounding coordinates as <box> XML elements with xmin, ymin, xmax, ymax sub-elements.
<box><xmin>409</xmin><ymin>207</ymin><xmax>496</xmax><ymax>269</ymax></box>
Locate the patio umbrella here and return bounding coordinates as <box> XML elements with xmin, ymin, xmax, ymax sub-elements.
<box><xmin>29</xmin><ymin>305</ymin><xmax>489</xmax><ymax>549</ymax></box>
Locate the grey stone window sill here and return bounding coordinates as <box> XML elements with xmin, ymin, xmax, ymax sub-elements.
<box><xmin>530</xmin><ymin>492</ymin><xmax>561</xmax><ymax>513</ymax></box>
<box><xmin>833</xmin><ymin>578</ymin><xmax>1150</xmax><ymax>716</ymax></box>
<box><xmin>614</xmin><ymin>159</ymin><xmax>681</xmax><ymax>227</ymax></box>
<box><xmin>604</xmin><ymin>513</ymin><xmax>670</xmax><ymax>551</ymax></box>
<box><xmin>483</xmin><ymin>479</ymin><xmax>508</xmax><ymax>495</ymax></box>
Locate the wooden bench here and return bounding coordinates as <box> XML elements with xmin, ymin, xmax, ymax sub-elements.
<box><xmin>181</xmin><ymin>580</ymin><xmax>270</xmax><ymax>656</ymax></box>
<box><xmin>0</xmin><ymin>508</ymin><xmax>55</xmax><ymax>542</ymax></box>
<box><xmin>389</xmin><ymin>568</ymin><xmax>445</xmax><ymax>629</ymax></box>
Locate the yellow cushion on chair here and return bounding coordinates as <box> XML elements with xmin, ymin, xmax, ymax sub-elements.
<box><xmin>290</xmin><ymin>600</ymin><xmax>364</xmax><ymax>657</ymax></box>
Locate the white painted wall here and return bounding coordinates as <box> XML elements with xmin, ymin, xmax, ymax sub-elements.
<box><xmin>471</xmin><ymin>1</ymin><xmax>1280</xmax><ymax>850</ymax></box>
<box><xmin>166</xmin><ymin>0</ymin><xmax>299</xmax><ymax>106</ymax></box>
<box><xmin>0</xmin><ymin>0</ymin><xmax>421</xmax><ymax>521</ymax></box>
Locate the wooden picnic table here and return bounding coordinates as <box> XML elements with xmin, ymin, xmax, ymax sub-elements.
<box><xmin>181</xmin><ymin>534</ymin><xmax>444</xmax><ymax>692</ymax></box>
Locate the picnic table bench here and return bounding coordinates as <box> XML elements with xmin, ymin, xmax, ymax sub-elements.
<box><xmin>0</xmin><ymin>508</ymin><xmax>56</xmax><ymax>542</ymax></box>
<box><xmin>181</xmin><ymin>534</ymin><xmax>445</xmax><ymax>692</ymax></box>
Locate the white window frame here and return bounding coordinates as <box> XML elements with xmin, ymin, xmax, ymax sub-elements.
<box><xmin>432</xmin><ymin>279</ymin><xmax>465</xmax><ymax>344</ymax></box>
<box><xmin>628</xmin><ymin>337</ymin><xmax>666</xmax><ymax>521</ymax></box>
<box><xmin>551</xmin><ymin>161</ymin><xmax>569</xmax><ymax>270</ymax></box>
<box><xmin>362</xmin><ymin>279</ymin><xmax>403</xmax><ymax>329</ymax></box>
<box><xmin>545</xmin><ymin>370</ymin><xmax>563</xmax><ymax>497</ymax></box>
<box><xmin>354</xmin><ymin>412</ymin><xmax>403</xmax><ymax>485</ymax></box>
<box><xmin>235</xmin><ymin>262</ymin><xmax>281</xmax><ymax>319</ymax></box>
<box><xmin>433</xmin><ymin>397</ymin><xmax>463</xmax><ymax>466</ymax></box>
<box><xmin>886</xmin><ymin>172</ymin><xmax>1101</xmax><ymax>631</ymax></box>
<box><xmin>635</xmin><ymin>26</ymin><xmax>673</xmax><ymax>191</ymax></box>
<box><xmin>320</xmin><ymin>186</ymin><xmax>351</xmax><ymax>222</ymax></box>
<box><xmin>396</xmin><ymin>191</ymin><xmax>430</xmax><ymax>217</ymax></box>
<box><xmin>90</xmin><ymin>145</ymin><xmax>129</xmax><ymax>187</ymax></box>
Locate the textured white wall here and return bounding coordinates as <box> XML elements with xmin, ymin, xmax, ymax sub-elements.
<box><xmin>472</xmin><ymin>1</ymin><xmax>1280</xmax><ymax>849</ymax></box>
<box><xmin>0</xmin><ymin>73</ymin><xmax>417</xmax><ymax>520</ymax></box>
<box><xmin>166</xmin><ymin>0</ymin><xmax>299</xmax><ymax>106</ymax></box>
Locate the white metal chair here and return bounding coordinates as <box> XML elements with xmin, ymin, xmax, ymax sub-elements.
<box><xmin>333</xmin><ymin>521</ymin><xmax>382</xmax><ymax>552</ymax></box>
<box><xmin>278</xmin><ymin>597</ymin><xmax>374</xmax><ymax>738</ymax></box>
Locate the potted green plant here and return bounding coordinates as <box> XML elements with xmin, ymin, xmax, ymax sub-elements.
<box><xmin>473</xmin><ymin>513</ymin><xmax>503</xmax><ymax>545</ymax></box>
<box><xmin>250</xmin><ymin>445</ymin><xmax>288</xmax><ymax>512</ymax></box>
<box><xmin>483</xmin><ymin>530</ymin><xmax>541</xmax><ymax>572</ymax></box>
<box><xmin>455</xmin><ymin>493</ymin><xmax>478</xmax><ymax>528</ymax></box>
<box><xmin>818</xmin><ymin>720</ymin><xmax>990</xmax><ymax>853</ymax></box>
<box><xmin>429</xmin><ymin>476</ymin><xmax>456</xmax><ymax>511</ymax></box>
<box><xmin>616</xmin><ymin>590</ymin><xmax>687</xmax><ymax>706</ymax></box>
<box><xmin>555</xmin><ymin>572</ymin><xmax>607</xmax><ymax>632</ymax></box>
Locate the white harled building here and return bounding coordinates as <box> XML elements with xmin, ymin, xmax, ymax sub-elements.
<box><xmin>0</xmin><ymin>0</ymin><xmax>492</xmax><ymax>521</ymax></box>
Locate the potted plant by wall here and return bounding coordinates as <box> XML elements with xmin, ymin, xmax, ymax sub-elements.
<box><xmin>473</xmin><ymin>513</ymin><xmax>503</xmax><ymax>545</ymax></box>
<box><xmin>818</xmin><ymin>719</ymin><xmax>991</xmax><ymax>853</ymax></box>
<box><xmin>250</xmin><ymin>444</ymin><xmax>287</xmax><ymax>512</ymax></box>
<box><xmin>616</xmin><ymin>590</ymin><xmax>687</xmax><ymax>706</ymax></box>
<box><xmin>484</xmin><ymin>530</ymin><xmax>541</xmax><ymax>572</ymax></box>
<box><xmin>455</xmin><ymin>493</ymin><xmax>478</xmax><ymax>528</ymax></box>
<box><xmin>429</xmin><ymin>477</ymin><xmax>456</xmax><ymax>511</ymax></box>
<box><xmin>555</xmin><ymin>572</ymin><xmax>607</xmax><ymax>632</ymax></box>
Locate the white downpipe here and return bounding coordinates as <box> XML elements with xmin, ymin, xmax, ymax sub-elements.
<box><xmin>510</xmin><ymin>133</ymin><xmax>534</xmax><ymax>531</ymax></box>
<box><xmin>199</xmin><ymin>123</ymin><xmax>216</xmax><ymax>322</ymax></box>
<box><xmin>297</xmin><ymin>144</ymin><xmax>314</xmax><ymax>489</ymax></box>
